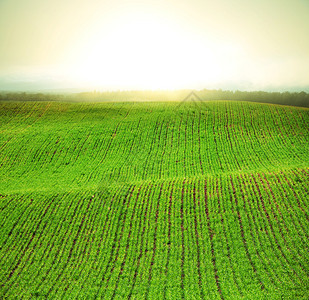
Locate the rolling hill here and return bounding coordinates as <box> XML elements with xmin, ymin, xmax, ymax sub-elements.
<box><xmin>0</xmin><ymin>100</ymin><xmax>308</xmax><ymax>298</ymax></box>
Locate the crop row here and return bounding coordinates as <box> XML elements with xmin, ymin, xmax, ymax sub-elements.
<box><xmin>0</xmin><ymin>101</ymin><xmax>308</xmax><ymax>194</ymax></box>
<box><xmin>0</xmin><ymin>168</ymin><xmax>308</xmax><ymax>298</ymax></box>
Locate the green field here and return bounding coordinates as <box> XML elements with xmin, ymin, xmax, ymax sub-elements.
<box><xmin>0</xmin><ymin>100</ymin><xmax>308</xmax><ymax>299</ymax></box>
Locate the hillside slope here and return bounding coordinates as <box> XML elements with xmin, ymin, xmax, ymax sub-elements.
<box><xmin>0</xmin><ymin>101</ymin><xmax>308</xmax><ymax>298</ymax></box>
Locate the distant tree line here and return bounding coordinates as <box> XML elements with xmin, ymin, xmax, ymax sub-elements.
<box><xmin>0</xmin><ymin>89</ymin><xmax>308</xmax><ymax>107</ymax></box>
<box><xmin>198</xmin><ymin>89</ymin><xmax>309</xmax><ymax>108</ymax></box>
<box><xmin>0</xmin><ymin>92</ymin><xmax>66</xmax><ymax>102</ymax></box>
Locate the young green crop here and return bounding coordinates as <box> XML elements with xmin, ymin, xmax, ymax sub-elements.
<box><xmin>0</xmin><ymin>100</ymin><xmax>308</xmax><ymax>298</ymax></box>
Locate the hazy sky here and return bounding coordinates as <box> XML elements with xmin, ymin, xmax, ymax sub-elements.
<box><xmin>1</xmin><ymin>0</ymin><xmax>309</xmax><ymax>91</ymax></box>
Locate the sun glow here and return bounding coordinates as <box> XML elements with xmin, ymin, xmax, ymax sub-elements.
<box><xmin>65</xmin><ymin>11</ymin><xmax>241</xmax><ymax>90</ymax></box>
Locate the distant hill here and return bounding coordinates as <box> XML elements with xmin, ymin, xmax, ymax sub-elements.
<box><xmin>1</xmin><ymin>89</ymin><xmax>309</xmax><ymax>107</ymax></box>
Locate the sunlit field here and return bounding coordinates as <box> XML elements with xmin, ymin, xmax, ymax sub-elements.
<box><xmin>1</xmin><ymin>0</ymin><xmax>309</xmax><ymax>297</ymax></box>
<box><xmin>0</xmin><ymin>100</ymin><xmax>308</xmax><ymax>298</ymax></box>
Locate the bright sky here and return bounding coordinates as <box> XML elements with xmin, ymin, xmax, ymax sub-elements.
<box><xmin>0</xmin><ymin>0</ymin><xmax>309</xmax><ymax>91</ymax></box>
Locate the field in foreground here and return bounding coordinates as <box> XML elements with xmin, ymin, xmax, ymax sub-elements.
<box><xmin>0</xmin><ymin>100</ymin><xmax>308</xmax><ymax>299</ymax></box>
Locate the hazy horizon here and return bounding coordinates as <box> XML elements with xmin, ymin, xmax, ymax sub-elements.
<box><xmin>1</xmin><ymin>0</ymin><xmax>309</xmax><ymax>92</ymax></box>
